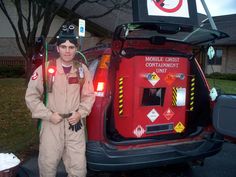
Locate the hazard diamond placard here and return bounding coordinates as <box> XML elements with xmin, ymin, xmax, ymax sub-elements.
<box><xmin>174</xmin><ymin>122</ymin><xmax>185</xmax><ymax>133</ymax></box>
<box><xmin>147</xmin><ymin>72</ymin><xmax>160</xmax><ymax>86</ymax></box>
<box><xmin>163</xmin><ymin>108</ymin><xmax>174</xmax><ymax>120</ymax></box>
<box><xmin>147</xmin><ymin>108</ymin><xmax>159</xmax><ymax>122</ymax></box>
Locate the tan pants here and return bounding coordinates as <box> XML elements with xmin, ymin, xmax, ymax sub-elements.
<box><xmin>38</xmin><ymin>119</ymin><xmax>86</xmax><ymax>177</ymax></box>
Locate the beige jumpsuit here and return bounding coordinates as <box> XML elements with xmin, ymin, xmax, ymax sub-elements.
<box><xmin>25</xmin><ymin>58</ymin><xmax>95</xmax><ymax>177</ymax></box>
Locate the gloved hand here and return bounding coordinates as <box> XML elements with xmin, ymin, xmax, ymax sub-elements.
<box><xmin>67</xmin><ymin>112</ymin><xmax>82</xmax><ymax>132</ymax></box>
<box><xmin>69</xmin><ymin>120</ymin><xmax>82</xmax><ymax>132</ymax></box>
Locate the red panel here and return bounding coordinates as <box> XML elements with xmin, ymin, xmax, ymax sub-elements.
<box><xmin>114</xmin><ymin>55</ymin><xmax>190</xmax><ymax>138</ymax></box>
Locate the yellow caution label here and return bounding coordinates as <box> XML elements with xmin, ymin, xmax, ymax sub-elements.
<box><xmin>172</xmin><ymin>87</ymin><xmax>177</xmax><ymax>106</ymax></box>
<box><xmin>118</xmin><ymin>77</ymin><xmax>124</xmax><ymax>116</ymax></box>
<box><xmin>172</xmin><ymin>87</ymin><xmax>186</xmax><ymax>106</ymax></box>
<box><xmin>174</xmin><ymin>122</ymin><xmax>185</xmax><ymax>133</ymax></box>
<box><xmin>189</xmin><ymin>77</ymin><xmax>195</xmax><ymax>111</ymax></box>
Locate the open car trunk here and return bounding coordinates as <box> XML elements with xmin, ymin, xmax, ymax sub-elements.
<box><xmin>84</xmin><ymin>22</ymin><xmax>228</xmax><ymax>144</ymax></box>
<box><xmin>85</xmin><ymin>22</ymin><xmax>230</xmax><ymax>171</ymax></box>
<box><xmin>101</xmin><ymin>22</ymin><xmax>229</xmax><ymax>142</ymax></box>
<box><xmin>106</xmin><ymin>39</ymin><xmax>212</xmax><ymax>142</ymax></box>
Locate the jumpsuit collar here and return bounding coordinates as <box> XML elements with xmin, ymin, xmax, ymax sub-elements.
<box><xmin>57</xmin><ymin>58</ymin><xmax>77</xmax><ymax>74</ymax></box>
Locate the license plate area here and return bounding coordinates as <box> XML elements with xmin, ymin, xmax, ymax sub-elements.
<box><xmin>146</xmin><ymin>123</ymin><xmax>174</xmax><ymax>134</ymax></box>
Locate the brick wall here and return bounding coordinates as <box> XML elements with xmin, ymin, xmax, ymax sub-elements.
<box><xmin>0</xmin><ymin>56</ymin><xmax>25</xmax><ymax>66</ymax></box>
<box><xmin>225</xmin><ymin>46</ymin><xmax>236</xmax><ymax>73</ymax></box>
<box><xmin>205</xmin><ymin>46</ymin><xmax>236</xmax><ymax>74</ymax></box>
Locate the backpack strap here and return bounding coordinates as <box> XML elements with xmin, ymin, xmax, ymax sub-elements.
<box><xmin>46</xmin><ymin>58</ymin><xmax>57</xmax><ymax>93</ymax></box>
<box><xmin>74</xmin><ymin>60</ymin><xmax>85</xmax><ymax>86</ymax></box>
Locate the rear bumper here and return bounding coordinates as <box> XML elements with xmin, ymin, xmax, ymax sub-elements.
<box><xmin>86</xmin><ymin>136</ymin><xmax>223</xmax><ymax>171</ymax></box>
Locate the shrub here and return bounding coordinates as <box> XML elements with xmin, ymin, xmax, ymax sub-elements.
<box><xmin>0</xmin><ymin>65</ymin><xmax>25</xmax><ymax>78</ymax></box>
<box><xmin>206</xmin><ymin>72</ymin><xmax>236</xmax><ymax>81</ymax></box>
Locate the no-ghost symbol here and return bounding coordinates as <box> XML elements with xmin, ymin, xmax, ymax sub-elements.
<box><xmin>152</xmin><ymin>0</ymin><xmax>183</xmax><ymax>13</ymax></box>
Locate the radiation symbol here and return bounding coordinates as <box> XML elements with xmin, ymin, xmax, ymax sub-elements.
<box><xmin>152</xmin><ymin>0</ymin><xmax>183</xmax><ymax>13</ymax></box>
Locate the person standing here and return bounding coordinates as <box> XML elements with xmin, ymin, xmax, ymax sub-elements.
<box><xmin>25</xmin><ymin>24</ymin><xmax>95</xmax><ymax>177</ymax></box>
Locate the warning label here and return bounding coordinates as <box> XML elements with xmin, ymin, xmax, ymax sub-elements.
<box><xmin>133</xmin><ymin>125</ymin><xmax>145</xmax><ymax>138</ymax></box>
<box><xmin>147</xmin><ymin>108</ymin><xmax>159</xmax><ymax>122</ymax></box>
<box><xmin>174</xmin><ymin>122</ymin><xmax>185</xmax><ymax>133</ymax></box>
<box><xmin>147</xmin><ymin>72</ymin><xmax>160</xmax><ymax>86</ymax></box>
<box><xmin>163</xmin><ymin>108</ymin><xmax>174</xmax><ymax>120</ymax></box>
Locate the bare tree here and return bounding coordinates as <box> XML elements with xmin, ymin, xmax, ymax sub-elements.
<box><xmin>0</xmin><ymin>0</ymin><xmax>131</xmax><ymax>81</ymax></box>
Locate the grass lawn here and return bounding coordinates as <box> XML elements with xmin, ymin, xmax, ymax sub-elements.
<box><xmin>208</xmin><ymin>78</ymin><xmax>236</xmax><ymax>94</ymax></box>
<box><xmin>0</xmin><ymin>78</ymin><xmax>38</xmax><ymax>161</ymax></box>
<box><xmin>0</xmin><ymin>77</ymin><xmax>236</xmax><ymax>162</ymax></box>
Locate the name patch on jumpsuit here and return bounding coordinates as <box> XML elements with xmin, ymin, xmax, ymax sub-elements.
<box><xmin>68</xmin><ymin>77</ymin><xmax>79</xmax><ymax>84</ymax></box>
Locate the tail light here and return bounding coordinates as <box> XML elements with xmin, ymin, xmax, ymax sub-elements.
<box><xmin>94</xmin><ymin>54</ymin><xmax>111</xmax><ymax>97</ymax></box>
<box><xmin>96</xmin><ymin>82</ymin><xmax>105</xmax><ymax>92</ymax></box>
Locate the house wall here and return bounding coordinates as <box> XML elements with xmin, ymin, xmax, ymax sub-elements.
<box><xmin>0</xmin><ymin>38</ymin><xmax>22</xmax><ymax>56</ymax></box>
<box><xmin>224</xmin><ymin>46</ymin><xmax>236</xmax><ymax>73</ymax></box>
<box><xmin>205</xmin><ymin>46</ymin><xmax>236</xmax><ymax>74</ymax></box>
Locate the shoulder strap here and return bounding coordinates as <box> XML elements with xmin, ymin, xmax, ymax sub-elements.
<box><xmin>74</xmin><ymin>60</ymin><xmax>85</xmax><ymax>86</ymax></box>
<box><xmin>46</xmin><ymin>58</ymin><xmax>57</xmax><ymax>93</ymax></box>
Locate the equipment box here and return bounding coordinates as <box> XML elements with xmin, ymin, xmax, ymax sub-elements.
<box><xmin>114</xmin><ymin>54</ymin><xmax>191</xmax><ymax>138</ymax></box>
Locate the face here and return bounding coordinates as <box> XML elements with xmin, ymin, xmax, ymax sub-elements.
<box><xmin>57</xmin><ymin>40</ymin><xmax>77</xmax><ymax>65</ymax></box>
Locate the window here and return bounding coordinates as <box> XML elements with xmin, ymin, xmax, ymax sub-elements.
<box><xmin>208</xmin><ymin>49</ymin><xmax>223</xmax><ymax>65</ymax></box>
<box><xmin>142</xmin><ymin>88</ymin><xmax>165</xmax><ymax>106</ymax></box>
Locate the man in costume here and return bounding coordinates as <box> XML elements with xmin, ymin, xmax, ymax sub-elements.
<box><xmin>25</xmin><ymin>24</ymin><xmax>95</xmax><ymax>177</ymax></box>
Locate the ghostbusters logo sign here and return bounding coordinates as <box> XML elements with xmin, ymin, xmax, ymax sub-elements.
<box><xmin>153</xmin><ymin>0</ymin><xmax>183</xmax><ymax>13</ymax></box>
<box><xmin>31</xmin><ymin>72</ymin><xmax>38</xmax><ymax>80</ymax></box>
<box><xmin>147</xmin><ymin>0</ymin><xmax>190</xmax><ymax>18</ymax></box>
<box><xmin>132</xmin><ymin>0</ymin><xmax>198</xmax><ymax>27</ymax></box>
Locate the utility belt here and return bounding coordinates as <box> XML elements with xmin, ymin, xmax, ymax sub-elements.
<box><xmin>59</xmin><ymin>113</ymin><xmax>73</xmax><ymax>118</ymax></box>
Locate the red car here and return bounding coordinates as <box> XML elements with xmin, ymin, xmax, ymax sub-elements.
<box><xmin>83</xmin><ymin>22</ymin><xmax>235</xmax><ymax>171</ymax></box>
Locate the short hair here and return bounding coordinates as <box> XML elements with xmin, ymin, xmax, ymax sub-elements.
<box><xmin>56</xmin><ymin>24</ymin><xmax>78</xmax><ymax>46</ymax></box>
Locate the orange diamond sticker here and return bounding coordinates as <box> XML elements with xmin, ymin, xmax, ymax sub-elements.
<box><xmin>164</xmin><ymin>74</ymin><xmax>176</xmax><ymax>85</ymax></box>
